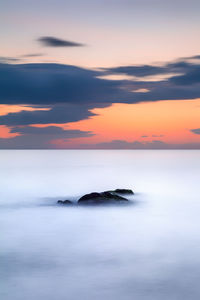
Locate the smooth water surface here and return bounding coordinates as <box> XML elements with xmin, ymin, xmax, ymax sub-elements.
<box><xmin>1</xmin><ymin>150</ymin><xmax>200</xmax><ymax>300</ymax></box>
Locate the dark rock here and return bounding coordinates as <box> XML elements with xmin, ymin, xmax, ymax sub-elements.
<box><xmin>78</xmin><ymin>191</ymin><xmax>129</xmax><ymax>205</ymax></box>
<box><xmin>106</xmin><ymin>189</ymin><xmax>134</xmax><ymax>195</ymax></box>
<box><xmin>101</xmin><ymin>192</ymin><xmax>127</xmax><ymax>200</ymax></box>
<box><xmin>57</xmin><ymin>200</ymin><xmax>73</xmax><ymax>205</ymax></box>
<box><xmin>78</xmin><ymin>192</ymin><xmax>101</xmax><ymax>201</ymax></box>
<box><xmin>57</xmin><ymin>188</ymin><xmax>134</xmax><ymax>206</ymax></box>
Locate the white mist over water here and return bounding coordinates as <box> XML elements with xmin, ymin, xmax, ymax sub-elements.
<box><xmin>1</xmin><ymin>150</ymin><xmax>200</xmax><ymax>300</ymax></box>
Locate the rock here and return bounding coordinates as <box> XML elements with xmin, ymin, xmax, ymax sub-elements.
<box><xmin>57</xmin><ymin>188</ymin><xmax>134</xmax><ymax>206</ymax></box>
<box><xmin>78</xmin><ymin>192</ymin><xmax>101</xmax><ymax>201</ymax></box>
<box><xmin>106</xmin><ymin>189</ymin><xmax>134</xmax><ymax>195</ymax></box>
<box><xmin>78</xmin><ymin>191</ymin><xmax>129</xmax><ymax>205</ymax></box>
<box><xmin>101</xmin><ymin>191</ymin><xmax>127</xmax><ymax>200</ymax></box>
<box><xmin>57</xmin><ymin>200</ymin><xmax>73</xmax><ymax>205</ymax></box>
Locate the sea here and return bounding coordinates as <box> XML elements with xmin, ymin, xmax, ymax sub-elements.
<box><xmin>1</xmin><ymin>150</ymin><xmax>200</xmax><ymax>300</ymax></box>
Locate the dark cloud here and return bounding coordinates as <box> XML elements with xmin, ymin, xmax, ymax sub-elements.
<box><xmin>105</xmin><ymin>60</ymin><xmax>197</xmax><ymax>78</ymax></box>
<box><xmin>10</xmin><ymin>125</ymin><xmax>92</xmax><ymax>136</ymax></box>
<box><xmin>105</xmin><ymin>65</ymin><xmax>167</xmax><ymax>77</ymax></box>
<box><xmin>21</xmin><ymin>53</ymin><xmax>45</xmax><ymax>58</ymax></box>
<box><xmin>1</xmin><ymin>55</ymin><xmax>200</xmax><ymax>132</ymax></box>
<box><xmin>78</xmin><ymin>139</ymin><xmax>200</xmax><ymax>149</ymax></box>
<box><xmin>0</xmin><ymin>56</ymin><xmax>21</xmax><ymax>63</ymax></box>
<box><xmin>141</xmin><ymin>135</ymin><xmax>164</xmax><ymax>138</ymax></box>
<box><xmin>37</xmin><ymin>36</ymin><xmax>85</xmax><ymax>47</ymax></box>
<box><xmin>81</xmin><ymin>140</ymin><xmax>167</xmax><ymax>149</ymax></box>
<box><xmin>183</xmin><ymin>54</ymin><xmax>200</xmax><ymax>60</ymax></box>
<box><xmin>107</xmin><ymin>59</ymin><xmax>200</xmax><ymax>88</ymax></box>
<box><xmin>0</xmin><ymin>63</ymin><xmax>123</xmax><ymax>105</ymax></box>
<box><xmin>191</xmin><ymin>55</ymin><xmax>200</xmax><ymax>59</ymax></box>
<box><xmin>190</xmin><ymin>128</ymin><xmax>200</xmax><ymax>135</ymax></box>
<box><xmin>0</xmin><ymin>126</ymin><xmax>93</xmax><ymax>149</ymax></box>
<box><xmin>0</xmin><ymin>54</ymin><xmax>45</xmax><ymax>63</ymax></box>
<box><xmin>0</xmin><ymin>104</ymin><xmax>95</xmax><ymax>126</ymax></box>
<box><xmin>1</xmin><ymin>57</ymin><xmax>200</xmax><ymax>108</ymax></box>
<box><xmin>170</xmin><ymin>67</ymin><xmax>200</xmax><ymax>85</ymax></box>
<box><xmin>2</xmin><ymin>135</ymin><xmax>199</xmax><ymax>149</ymax></box>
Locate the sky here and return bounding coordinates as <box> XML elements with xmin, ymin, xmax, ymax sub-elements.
<box><xmin>0</xmin><ymin>0</ymin><xmax>200</xmax><ymax>149</ymax></box>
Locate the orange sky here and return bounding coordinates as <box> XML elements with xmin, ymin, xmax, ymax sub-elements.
<box><xmin>62</xmin><ymin>99</ymin><xmax>200</xmax><ymax>146</ymax></box>
<box><xmin>1</xmin><ymin>98</ymin><xmax>199</xmax><ymax>147</ymax></box>
<box><xmin>1</xmin><ymin>98</ymin><xmax>200</xmax><ymax>150</ymax></box>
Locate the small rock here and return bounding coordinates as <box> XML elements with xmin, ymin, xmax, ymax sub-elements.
<box><xmin>57</xmin><ymin>200</ymin><xmax>73</xmax><ymax>205</ymax></box>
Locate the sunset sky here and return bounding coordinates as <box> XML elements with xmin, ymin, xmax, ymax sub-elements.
<box><xmin>1</xmin><ymin>0</ymin><xmax>200</xmax><ymax>148</ymax></box>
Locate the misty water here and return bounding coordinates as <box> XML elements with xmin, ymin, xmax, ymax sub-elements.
<box><xmin>1</xmin><ymin>150</ymin><xmax>200</xmax><ymax>300</ymax></box>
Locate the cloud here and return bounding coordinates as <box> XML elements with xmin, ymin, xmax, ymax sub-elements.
<box><xmin>0</xmin><ymin>63</ymin><xmax>123</xmax><ymax>105</ymax></box>
<box><xmin>81</xmin><ymin>139</ymin><xmax>167</xmax><ymax>149</ymax></box>
<box><xmin>37</xmin><ymin>36</ymin><xmax>85</xmax><ymax>47</ymax></box>
<box><xmin>0</xmin><ymin>56</ymin><xmax>21</xmax><ymax>63</ymax></box>
<box><xmin>21</xmin><ymin>53</ymin><xmax>45</xmax><ymax>58</ymax></box>
<box><xmin>1</xmin><ymin>55</ymin><xmax>200</xmax><ymax>109</ymax></box>
<box><xmin>141</xmin><ymin>135</ymin><xmax>164</xmax><ymax>138</ymax></box>
<box><xmin>0</xmin><ymin>54</ymin><xmax>45</xmax><ymax>63</ymax></box>
<box><xmin>105</xmin><ymin>61</ymin><xmax>192</xmax><ymax>80</ymax></box>
<box><xmin>2</xmin><ymin>135</ymin><xmax>200</xmax><ymax>149</ymax></box>
<box><xmin>105</xmin><ymin>65</ymin><xmax>167</xmax><ymax>77</ymax></box>
<box><xmin>10</xmin><ymin>125</ymin><xmax>92</xmax><ymax>136</ymax></box>
<box><xmin>0</xmin><ymin>104</ymin><xmax>95</xmax><ymax>126</ymax></box>
<box><xmin>0</xmin><ymin>126</ymin><xmax>93</xmax><ymax>149</ymax></box>
<box><xmin>1</xmin><ymin>55</ymin><xmax>200</xmax><ymax>131</ymax></box>
<box><xmin>170</xmin><ymin>67</ymin><xmax>200</xmax><ymax>85</ymax></box>
<box><xmin>190</xmin><ymin>128</ymin><xmax>200</xmax><ymax>135</ymax></box>
<box><xmin>183</xmin><ymin>54</ymin><xmax>200</xmax><ymax>60</ymax></box>
<box><xmin>78</xmin><ymin>139</ymin><xmax>200</xmax><ymax>149</ymax></box>
<box><xmin>105</xmin><ymin>60</ymin><xmax>200</xmax><ymax>88</ymax></box>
